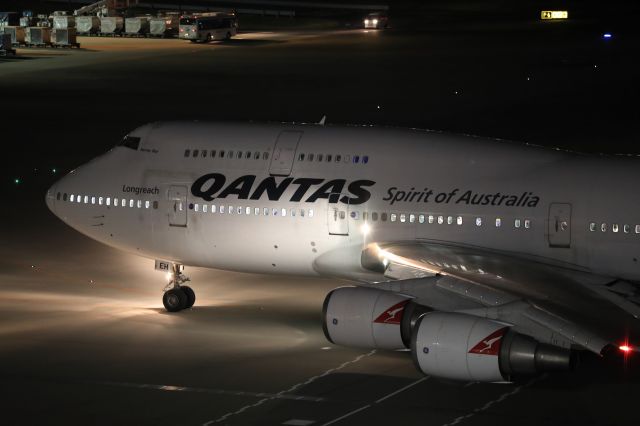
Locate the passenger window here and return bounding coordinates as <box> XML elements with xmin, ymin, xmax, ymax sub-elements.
<box><xmin>635</xmin><ymin>225</ymin><xmax>640</xmax><ymax>234</ymax></box>
<box><xmin>351</xmin><ymin>211</ymin><xmax>359</xmax><ymax>220</ymax></box>
<box><xmin>613</xmin><ymin>224</ymin><xmax>619</xmax><ymax>233</ymax></box>
<box><xmin>228</xmin><ymin>205</ymin><xmax>234</xmax><ymax>214</ymax></box>
<box><xmin>339</xmin><ymin>211</ymin><xmax>346</xmax><ymax>219</ymax></box>
<box><xmin>291</xmin><ymin>208</ymin><xmax>296</xmax><ymax>217</ymax></box>
<box><xmin>409</xmin><ymin>214</ymin><xmax>415</xmax><ymax>223</ymax></box>
<box><xmin>145</xmin><ymin>201</ymin><xmax>150</xmax><ymax>209</ymax></box>
<box><xmin>456</xmin><ymin>216</ymin><xmax>463</xmax><ymax>225</ymax></box>
<box><xmin>353</xmin><ymin>155</ymin><xmax>360</xmax><ymax>163</ymax></box>
<box><xmin>211</xmin><ymin>150</ymin><xmax>217</xmax><ymax>158</ymax></box>
<box><xmin>106</xmin><ymin>197</ymin><xmax>111</xmax><ymax>206</ymax></box>
<box><xmin>327</xmin><ymin>155</ymin><xmax>332</xmax><ymax>162</ymax></box>
<box><xmin>153</xmin><ymin>201</ymin><xmax>158</xmax><ymax>209</ymax></box>
<box><xmin>437</xmin><ymin>216</ymin><xmax>444</xmax><ymax>225</ymax></box>
<box><xmin>418</xmin><ymin>214</ymin><xmax>425</xmax><ymax>224</ymax></box>
<box><xmin>624</xmin><ymin>224</ymin><xmax>630</xmax><ymax>233</ymax></box>
<box><xmin>391</xmin><ymin>213</ymin><xmax>397</xmax><ymax>222</ymax></box>
<box><xmin>202</xmin><ymin>150</ymin><xmax>207</xmax><ymax>158</ymax></box>
<box><xmin>263</xmin><ymin>207</ymin><xmax>269</xmax><ymax>216</ymax></box>
<box><xmin>309</xmin><ymin>209</ymin><xmax>314</xmax><ymax>218</ymax></box>
<box><xmin>137</xmin><ymin>200</ymin><xmax>142</xmax><ymax>208</ymax></box>
<box><xmin>381</xmin><ymin>213</ymin><xmax>388</xmax><ymax>221</ymax></box>
<box><xmin>237</xmin><ymin>206</ymin><xmax>242</xmax><ymax>214</ymax></box>
<box><xmin>336</xmin><ymin>155</ymin><xmax>341</xmax><ymax>162</ymax></box>
<box><xmin>362</xmin><ymin>155</ymin><xmax>369</xmax><ymax>164</ymax></box>
<box><xmin>476</xmin><ymin>217</ymin><xmax>482</xmax><ymax>226</ymax></box>
<box><xmin>601</xmin><ymin>223</ymin><xmax>607</xmax><ymax>232</ymax></box>
<box><xmin>70</xmin><ymin>194</ymin><xmax>74</xmax><ymax>202</ymax></box>
<box><xmin>246</xmin><ymin>207</ymin><xmax>251</xmax><ymax>215</ymax></box>
<box><xmin>129</xmin><ymin>199</ymin><xmax>134</xmax><ymax>208</ymax></box>
<box><xmin>56</xmin><ymin>192</ymin><xmax>61</xmax><ymax>200</ymax></box>
<box><xmin>515</xmin><ymin>219</ymin><xmax>521</xmax><ymax>228</ymax></box>
<box><xmin>372</xmin><ymin>212</ymin><xmax>378</xmax><ymax>221</ymax></box>
<box><xmin>299</xmin><ymin>153</ymin><xmax>305</xmax><ymax>161</ymax></box>
<box><xmin>281</xmin><ymin>208</ymin><xmax>287</xmax><ymax>217</ymax></box>
<box><xmin>263</xmin><ymin>152</ymin><xmax>269</xmax><ymax>160</ymax></box>
<box><xmin>211</xmin><ymin>205</ymin><xmax>216</xmax><ymax>213</ymax></box>
<box><xmin>114</xmin><ymin>198</ymin><xmax>118</xmax><ymax>206</ymax></box>
<box><xmin>98</xmin><ymin>197</ymin><xmax>103</xmax><ymax>205</ymax></box>
<box><xmin>524</xmin><ymin>219</ymin><xmax>531</xmax><ymax>229</ymax></box>
<box><xmin>193</xmin><ymin>149</ymin><xmax>199</xmax><ymax>158</ymax></box>
<box><xmin>255</xmin><ymin>207</ymin><xmax>260</xmax><ymax>215</ymax></box>
<box><xmin>237</xmin><ymin>151</ymin><xmax>242</xmax><ymax>159</ymax></box>
<box><xmin>220</xmin><ymin>150</ymin><xmax>225</xmax><ymax>158</ymax></box>
<box><xmin>300</xmin><ymin>209</ymin><xmax>305</xmax><ymax>217</ymax></box>
<box><xmin>495</xmin><ymin>218</ymin><xmax>501</xmax><ymax>227</ymax></box>
<box><xmin>318</xmin><ymin>154</ymin><xmax>323</xmax><ymax>162</ymax></box>
<box><xmin>246</xmin><ymin>151</ymin><xmax>251</xmax><ymax>159</ymax></box>
<box><xmin>220</xmin><ymin>205</ymin><xmax>225</xmax><ymax>214</ymax></box>
<box><xmin>203</xmin><ymin>205</ymin><xmax>208</xmax><ymax>213</ymax></box>
<box><xmin>345</xmin><ymin>155</ymin><xmax>350</xmax><ymax>163</ymax></box>
<box><xmin>184</xmin><ymin>149</ymin><xmax>190</xmax><ymax>157</ymax></box>
<box><xmin>428</xmin><ymin>215</ymin><xmax>434</xmax><ymax>224</ymax></box>
<box><xmin>308</xmin><ymin>154</ymin><xmax>314</xmax><ymax>162</ymax></box>
<box><xmin>447</xmin><ymin>216</ymin><xmax>453</xmax><ymax>225</ymax></box>
<box><xmin>273</xmin><ymin>208</ymin><xmax>279</xmax><ymax>216</ymax></box>
<box><xmin>254</xmin><ymin>152</ymin><xmax>260</xmax><ymax>160</ymax></box>
<box><xmin>400</xmin><ymin>214</ymin><xmax>406</xmax><ymax>223</ymax></box>
<box><xmin>91</xmin><ymin>197</ymin><xmax>96</xmax><ymax>205</ymax></box>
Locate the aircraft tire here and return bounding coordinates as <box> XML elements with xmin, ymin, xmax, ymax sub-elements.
<box><xmin>163</xmin><ymin>288</ymin><xmax>187</xmax><ymax>312</ymax></box>
<box><xmin>181</xmin><ymin>286</ymin><xmax>196</xmax><ymax>309</ymax></box>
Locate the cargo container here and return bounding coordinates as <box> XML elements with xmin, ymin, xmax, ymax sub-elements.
<box><xmin>51</xmin><ymin>27</ymin><xmax>79</xmax><ymax>47</ymax></box>
<box><xmin>125</xmin><ymin>17</ymin><xmax>149</xmax><ymax>36</ymax></box>
<box><xmin>149</xmin><ymin>15</ymin><xmax>179</xmax><ymax>37</ymax></box>
<box><xmin>100</xmin><ymin>16</ymin><xmax>124</xmax><ymax>35</ymax></box>
<box><xmin>76</xmin><ymin>16</ymin><xmax>100</xmax><ymax>34</ymax></box>
<box><xmin>0</xmin><ymin>32</ymin><xmax>15</xmax><ymax>55</ymax></box>
<box><xmin>4</xmin><ymin>26</ymin><xmax>25</xmax><ymax>44</ymax></box>
<box><xmin>53</xmin><ymin>15</ymin><xmax>75</xmax><ymax>29</ymax></box>
<box><xmin>25</xmin><ymin>26</ymin><xmax>51</xmax><ymax>45</ymax></box>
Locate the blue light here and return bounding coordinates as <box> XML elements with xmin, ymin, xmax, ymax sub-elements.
<box><xmin>603</xmin><ymin>33</ymin><xmax>612</xmax><ymax>39</ymax></box>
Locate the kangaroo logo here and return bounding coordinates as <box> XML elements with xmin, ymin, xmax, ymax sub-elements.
<box><xmin>468</xmin><ymin>327</ymin><xmax>508</xmax><ymax>356</ymax></box>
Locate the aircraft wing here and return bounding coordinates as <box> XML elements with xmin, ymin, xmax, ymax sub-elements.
<box><xmin>358</xmin><ymin>240</ymin><xmax>640</xmax><ymax>354</ymax></box>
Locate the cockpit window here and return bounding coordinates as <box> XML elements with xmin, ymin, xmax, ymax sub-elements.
<box><xmin>118</xmin><ymin>136</ymin><xmax>141</xmax><ymax>150</ymax></box>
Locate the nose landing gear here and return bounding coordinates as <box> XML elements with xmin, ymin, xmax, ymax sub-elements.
<box><xmin>162</xmin><ymin>264</ymin><xmax>196</xmax><ymax>312</ymax></box>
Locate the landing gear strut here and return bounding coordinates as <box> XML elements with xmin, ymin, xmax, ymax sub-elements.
<box><xmin>162</xmin><ymin>264</ymin><xmax>196</xmax><ymax>312</ymax></box>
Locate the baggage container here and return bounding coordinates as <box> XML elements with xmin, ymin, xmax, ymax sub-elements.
<box><xmin>149</xmin><ymin>16</ymin><xmax>178</xmax><ymax>37</ymax></box>
<box><xmin>53</xmin><ymin>15</ymin><xmax>74</xmax><ymax>29</ymax></box>
<box><xmin>0</xmin><ymin>32</ymin><xmax>15</xmax><ymax>55</ymax></box>
<box><xmin>100</xmin><ymin>16</ymin><xmax>123</xmax><ymax>35</ymax></box>
<box><xmin>4</xmin><ymin>26</ymin><xmax>25</xmax><ymax>44</ymax></box>
<box><xmin>25</xmin><ymin>26</ymin><xmax>51</xmax><ymax>45</ymax></box>
<box><xmin>51</xmin><ymin>27</ymin><xmax>79</xmax><ymax>47</ymax></box>
<box><xmin>76</xmin><ymin>16</ymin><xmax>100</xmax><ymax>34</ymax></box>
<box><xmin>125</xmin><ymin>17</ymin><xmax>149</xmax><ymax>35</ymax></box>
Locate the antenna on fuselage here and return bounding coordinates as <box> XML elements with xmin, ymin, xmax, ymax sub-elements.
<box><xmin>318</xmin><ymin>115</ymin><xmax>327</xmax><ymax>126</ymax></box>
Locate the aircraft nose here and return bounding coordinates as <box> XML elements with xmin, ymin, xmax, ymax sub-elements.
<box><xmin>45</xmin><ymin>184</ymin><xmax>57</xmax><ymax>215</ymax></box>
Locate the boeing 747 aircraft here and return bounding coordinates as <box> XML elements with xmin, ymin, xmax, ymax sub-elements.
<box><xmin>46</xmin><ymin>121</ymin><xmax>640</xmax><ymax>382</ymax></box>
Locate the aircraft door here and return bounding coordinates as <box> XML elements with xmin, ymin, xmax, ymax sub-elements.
<box><xmin>168</xmin><ymin>185</ymin><xmax>188</xmax><ymax>227</ymax></box>
<box><xmin>548</xmin><ymin>203</ymin><xmax>571</xmax><ymax>248</ymax></box>
<box><xmin>269</xmin><ymin>131</ymin><xmax>302</xmax><ymax>177</ymax></box>
<box><xmin>327</xmin><ymin>195</ymin><xmax>349</xmax><ymax>236</ymax></box>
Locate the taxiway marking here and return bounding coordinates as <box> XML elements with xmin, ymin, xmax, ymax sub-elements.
<box><xmin>202</xmin><ymin>350</ymin><xmax>377</xmax><ymax>425</ymax></box>
<box><xmin>440</xmin><ymin>375</ymin><xmax>547</xmax><ymax>426</ymax></box>
<box><xmin>320</xmin><ymin>376</ymin><xmax>429</xmax><ymax>425</ymax></box>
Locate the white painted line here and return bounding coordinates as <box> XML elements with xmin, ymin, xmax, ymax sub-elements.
<box><xmin>321</xmin><ymin>405</ymin><xmax>371</xmax><ymax>426</ymax></box>
<box><xmin>440</xmin><ymin>375</ymin><xmax>547</xmax><ymax>426</ymax></box>
<box><xmin>91</xmin><ymin>380</ymin><xmax>322</xmax><ymax>402</ymax></box>
<box><xmin>283</xmin><ymin>419</ymin><xmax>315</xmax><ymax>425</ymax></box>
<box><xmin>202</xmin><ymin>350</ymin><xmax>377</xmax><ymax>425</ymax></box>
<box><xmin>321</xmin><ymin>376</ymin><xmax>429</xmax><ymax>426</ymax></box>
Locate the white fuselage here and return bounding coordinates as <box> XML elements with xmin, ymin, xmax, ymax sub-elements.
<box><xmin>46</xmin><ymin>122</ymin><xmax>640</xmax><ymax>282</ymax></box>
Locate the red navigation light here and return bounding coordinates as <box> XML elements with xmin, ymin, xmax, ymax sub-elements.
<box><xmin>620</xmin><ymin>345</ymin><xmax>632</xmax><ymax>353</ymax></box>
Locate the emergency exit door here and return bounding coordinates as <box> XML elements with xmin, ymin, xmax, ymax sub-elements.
<box><xmin>548</xmin><ymin>203</ymin><xmax>571</xmax><ymax>248</ymax></box>
<box><xmin>327</xmin><ymin>196</ymin><xmax>349</xmax><ymax>236</ymax></box>
<box><xmin>168</xmin><ymin>185</ymin><xmax>188</xmax><ymax>227</ymax></box>
<box><xmin>269</xmin><ymin>131</ymin><xmax>302</xmax><ymax>176</ymax></box>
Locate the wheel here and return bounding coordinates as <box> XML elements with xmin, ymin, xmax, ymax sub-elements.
<box><xmin>181</xmin><ymin>286</ymin><xmax>196</xmax><ymax>309</ymax></box>
<box><xmin>206</xmin><ymin>33</ymin><xmax>212</xmax><ymax>42</ymax></box>
<box><xmin>163</xmin><ymin>288</ymin><xmax>187</xmax><ymax>312</ymax></box>
<box><xmin>190</xmin><ymin>39</ymin><xmax>197</xmax><ymax>43</ymax></box>
<box><xmin>225</xmin><ymin>32</ymin><xmax>231</xmax><ymax>40</ymax></box>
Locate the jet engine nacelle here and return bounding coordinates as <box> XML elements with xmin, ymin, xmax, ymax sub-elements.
<box><xmin>323</xmin><ymin>287</ymin><xmax>429</xmax><ymax>350</ymax></box>
<box><xmin>412</xmin><ymin>312</ymin><xmax>573</xmax><ymax>382</ymax></box>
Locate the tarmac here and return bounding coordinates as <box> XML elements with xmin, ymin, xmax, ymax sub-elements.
<box><xmin>1</xmin><ymin>22</ymin><xmax>640</xmax><ymax>425</ymax></box>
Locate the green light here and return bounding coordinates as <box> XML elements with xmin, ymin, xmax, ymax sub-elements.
<box><xmin>14</xmin><ymin>178</ymin><xmax>20</xmax><ymax>184</ymax></box>
<box><xmin>52</xmin><ymin>168</ymin><xmax>57</xmax><ymax>174</ymax></box>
